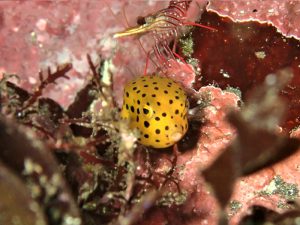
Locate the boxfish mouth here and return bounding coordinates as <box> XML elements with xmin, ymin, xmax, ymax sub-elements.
<box><xmin>170</xmin><ymin>131</ymin><xmax>183</xmax><ymax>143</ymax></box>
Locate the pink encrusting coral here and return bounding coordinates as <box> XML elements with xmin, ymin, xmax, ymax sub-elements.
<box><xmin>0</xmin><ymin>0</ymin><xmax>167</xmax><ymax>108</ymax></box>
<box><xmin>1</xmin><ymin>1</ymin><xmax>300</xmax><ymax>225</ymax></box>
<box><xmin>229</xmin><ymin>128</ymin><xmax>300</xmax><ymax>225</ymax></box>
<box><xmin>206</xmin><ymin>0</ymin><xmax>300</xmax><ymax>39</ymax></box>
<box><xmin>134</xmin><ymin>86</ymin><xmax>240</xmax><ymax>225</ymax></box>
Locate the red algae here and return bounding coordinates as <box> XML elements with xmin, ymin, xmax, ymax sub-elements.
<box><xmin>192</xmin><ymin>11</ymin><xmax>300</xmax><ymax>132</ymax></box>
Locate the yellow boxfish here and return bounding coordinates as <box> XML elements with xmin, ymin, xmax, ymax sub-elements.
<box><xmin>121</xmin><ymin>75</ymin><xmax>189</xmax><ymax>148</ymax></box>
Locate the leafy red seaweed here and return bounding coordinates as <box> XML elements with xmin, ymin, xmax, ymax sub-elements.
<box><xmin>21</xmin><ymin>64</ymin><xmax>71</xmax><ymax>110</ymax></box>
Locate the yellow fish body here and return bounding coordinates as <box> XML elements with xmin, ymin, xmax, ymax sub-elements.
<box><xmin>121</xmin><ymin>75</ymin><xmax>189</xmax><ymax>148</ymax></box>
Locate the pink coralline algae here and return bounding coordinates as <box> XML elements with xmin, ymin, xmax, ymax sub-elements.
<box><xmin>1</xmin><ymin>1</ymin><xmax>300</xmax><ymax>225</ymax></box>
<box><xmin>134</xmin><ymin>86</ymin><xmax>240</xmax><ymax>225</ymax></box>
<box><xmin>206</xmin><ymin>0</ymin><xmax>300</xmax><ymax>39</ymax></box>
<box><xmin>0</xmin><ymin>0</ymin><xmax>167</xmax><ymax>108</ymax></box>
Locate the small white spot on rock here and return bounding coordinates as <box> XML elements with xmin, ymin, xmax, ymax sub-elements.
<box><xmin>12</xmin><ymin>27</ymin><xmax>19</xmax><ymax>32</ymax></box>
<box><xmin>28</xmin><ymin>76</ymin><xmax>37</xmax><ymax>84</ymax></box>
<box><xmin>56</xmin><ymin>48</ymin><xmax>71</xmax><ymax>65</ymax></box>
<box><xmin>220</xmin><ymin>69</ymin><xmax>230</xmax><ymax>78</ymax></box>
<box><xmin>30</xmin><ymin>31</ymin><xmax>37</xmax><ymax>42</ymax></box>
<box><xmin>72</xmin><ymin>55</ymin><xmax>89</xmax><ymax>74</ymax></box>
<box><xmin>36</xmin><ymin>18</ymin><xmax>47</xmax><ymax>31</ymax></box>
<box><xmin>67</xmin><ymin>14</ymin><xmax>80</xmax><ymax>34</ymax></box>
<box><xmin>255</xmin><ymin>51</ymin><xmax>266</xmax><ymax>59</ymax></box>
